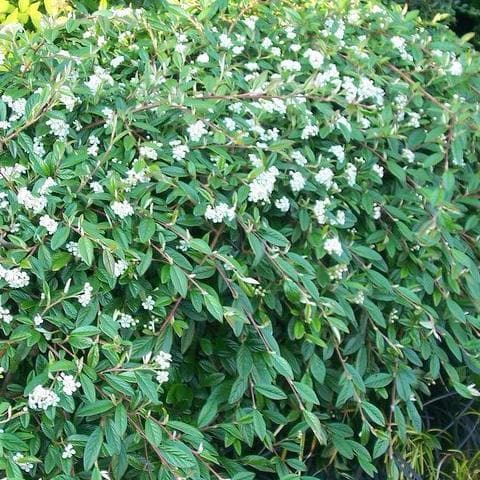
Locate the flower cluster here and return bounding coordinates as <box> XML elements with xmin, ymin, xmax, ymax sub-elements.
<box><xmin>28</xmin><ymin>385</ymin><xmax>60</xmax><ymax>410</ymax></box>
<box><xmin>153</xmin><ymin>351</ymin><xmax>172</xmax><ymax>384</ymax></box>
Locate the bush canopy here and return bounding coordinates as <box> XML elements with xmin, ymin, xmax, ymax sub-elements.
<box><xmin>0</xmin><ymin>1</ymin><xmax>480</xmax><ymax>479</ymax></box>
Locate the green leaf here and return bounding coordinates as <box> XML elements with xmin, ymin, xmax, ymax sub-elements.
<box><xmin>77</xmin><ymin>400</ymin><xmax>114</xmax><ymax>417</ymax></box>
<box><xmin>252</xmin><ymin>409</ymin><xmax>267</xmax><ymax>440</ymax></box>
<box><xmin>255</xmin><ymin>384</ymin><xmax>287</xmax><ymax>400</ymax></box>
<box><xmin>145</xmin><ymin>418</ymin><xmax>163</xmax><ymax>446</ymax></box>
<box><xmin>303</xmin><ymin>410</ymin><xmax>327</xmax><ymax>445</ymax></box>
<box><xmin>50</xmin><ymin>226</ymin><xmax>70</xmax><ymax>250</ymax></box>
<box><xmin>362</xmin><ymin>401</ymin><xmax>385</xmax><ymax>426</ymax></box>
<box><xmin>364</xmin><ymin>373</ymin><xmax>392</xmax><ymax>389</ymax></box>
<box><xmin>138</xmin><ymin>218</ymin><xmax>156</xmax><ymax>243</ymax></box>
<box><xmin>171</xmin><ymin>265</ymin><xmax>188</xmax><ymax>298</ymax></box>
<box><xmin>293</xmin><ymin>381</ymin><xmax>320</xmax><ymax>405</ymax></box>
<box><xmin>204</xmin><ymin>292</ymin><xmax>223</xmax><ymax>321</ymax></box>
<box><xmin>78</xmin><ymin>236</ymin><xmax>94</xmax><ymax>266</ymax></box>
<box><xmin>135</xmin><ymin>372</ymin><xmax>159</xmax><ymax>402</ymax></box>
<box><xmin>271</xmin><ymin>353</ymin><xmax>294</xmax><ymax>379</ymax></box>
<box><xmin>84</xmin><ymin>427</ymin><xmax>103</xmax><ymax>471</ymax></box>
<box><xmin>189</xmin><ymin>238</ymin><xmax>212</xmax><ymax>254</ymax></box>
<box><xmin>229</xmin><ymin>377</ymin><xmax>248</xmax><ymax>403</ymax></box>
<box><xmin>197</xmin><ymin>398</ymin><xmax>218</xmax><ymax>428</ymax></box>
<box><xmin>161</xmin><ymin>439</ymin><xmax>197</xmax><ymax>468</ymax></box>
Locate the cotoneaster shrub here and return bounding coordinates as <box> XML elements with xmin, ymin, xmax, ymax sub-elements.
<box><xmin>0</xmin><ymin>1</ymin><xmax>479</xmax><ymax>479</ymax></box>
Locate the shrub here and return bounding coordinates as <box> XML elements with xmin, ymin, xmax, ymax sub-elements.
<box><xmin>0</xmin><ymin>1</ymin><xmax>479</xmax><ymax>479</ymax></box>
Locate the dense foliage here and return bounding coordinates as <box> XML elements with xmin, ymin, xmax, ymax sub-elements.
<box><xmin>0</xmin><ymin>1</ymin><xmax>480</xmax><ymax>479</ymax></box>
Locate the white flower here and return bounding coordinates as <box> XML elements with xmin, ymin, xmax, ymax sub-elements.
<box><xmin>372</xmin><ymin>164</ymin><xmax>384</xmax><ymax>178</ymax></box>
<box><xmin>156</xmin><ymin>370</ymin><xmax>169</xmax><ymax>384</ymax></box>
<box><xmin>292</xmin><ymin>151</ymin><xmax>307</xmax><ymax>166</ymax></box>
<box><xmin>38</xmin><ymin>177</ymin><xmax>56</xmax><ymax>195</ymax></box>
<box><xmin>373</xmin><ymin>204</ymin><xmax>381</xmax><ymax>220</ymax></box>
<box><xmin>275</xmin><ymin>196</ymin><xmax>290</xmax><ymax>212</ymax></box>
<box><xmin>0</xmin><ymin>306</ymin><xmax>12</xmax><ymax>324</ymax></box>
<box><xmin>59</xmin><ymin>93</ymin><xmax>77</xmax><ymax>112</ymax></box>
<box><xmin>197</xmin><ymin>53</ymin><xmax>209</xmax><ymax>63</ymax></box>
<box><xmin>111</xmin><ymin>200</ymin><xmax>134</xmax><ymax>219</ymax></box>
<box><xmin>224</xmin><ymin>117</ymin><xmax>236</xmax><ymax>131</ymax></box>
<box><xmin>304</xmin><ymin>48</ymin><xmax>324</xmax><ymax>68</ymax></box>
<box><xmin>58</xmin><ymin>373</ymin><xmax>81</xmax><ymax>396</ymax></box>
<box><xmin>0</xmin><ymin>120</ymin><xmax>11</xmax><ymax>129</ymax></box>
<box><xmin>248</xmin><ymin>166</ymin><xmax>279</xmax><ymax>203</ymax></box>
<box><xmin>407</xmin><ymin>112</ymin><xmax>421</xmax><ymax>128</ymax></box>
<box><xmin>78</xmin><ymin>282</ymin><xmax>93</xmax><ymax>307</ymax></box>
<box><xmin>34</xmin><ymin>314</ymin><xmax>43</xmax><ymax>326</ymax></box>
<box><xmin>46</xmin><ymin>118</ymin><xmax>69</xmax><ymax>140</ymax></box>
<box><xmin>110</xmin><ymin>55</ymin><xmax>124</xmax><ymax>68</ymax></box>
<box><xmin>329</xmin><ymin>145</ymin><xmax>345</xmax><ymax>163</ymax></box>
<box><xmin>0</xmin><ymin>267</ymin><xmax>30</xmax><ymax>288</ymax></box>
<box><xmin>243</xmin><ymin>16</ymin><xmax>258</xmax><ymax>30</ymax></box>
<box><xmin>315</xmin><ymin>168</ymin><xmax>334</xmax><ymax>189</ymax></box>
<box><xmin>219</xmin><ymin>33</ymin><xmax>233</xmax><ymax>49</ymax></box>
<box><xmin>280</xmin><ymin>59</ymin><xmax>301</xmax><ymax>72</ymax></box>
<box><xmin>187</xmin><ymin>120</ymin><xmax>208</xmax><ymax>142</ymax></box>
<box><xmin>289</xmin><ymin>171</ymin><xmax>305</xmax><ymax>193</ymax></box>
<box><xmin>248</xmin><ymin>154</ymin><xmax>263</xmax><ymax>168</ymax></box>
<box><xmin>87</xmin><ymin>135</ymin><xmax>100</xmax><ymax>156</ymax></box>
<box><xmin>324</xmin><ymin>237</ymin><xmax>343</xmax><ymax>256</ymax></box>
<box><xmin>17</xmin><ymin>187</ymin><xmax>47</xmax><ymax>214</ymax></box>
<box><xmin>154</xmin><ymin>351</ymin><xmax>172</xmax><ymax>370</ymax></box>
<box><xmin>342</xmin><ymin>77</ymin><xmax>384</xmax><ymax>105</ymax></box>
<box><xmin>139</xmin><ymin>145</ymin><xmax>158</xmax><ymax>160</ymax></box>
<box><xmin>13</xmin><ymin>452</ymin><xmax>34</xmax><ymax>473</ymax></box>
<box><xmin>142</xmin><ymin>295</ymin><xmax>155</xmax><ymax>311</ymax></box>
<box><xmin>28</xmin><ymin>385</ymin><xmax>60</xmax><ymax>410</ymax></box>
<box><xmin>205</xmin><ymin>203</ymin><xmax>235</xmax><ymax>223</ymax></box>
<box><xmin>332</xmin><ymin>210</ymin><xmax>346</xmax><ymax>226</ymax></box>
<box><xmin>62</xmin><ymin>443</ymin><xmax>76</xmax><ymax>459</ymax></box>
<box><xmin>0</xmin><ymin>192</ymin><xmax>7</xmax><ymax>209</ymax></box>
<box><xmin>402</xmin><ymin>148</ymin><xmax>415</xmax><ymax>163</ymax></box>
<box><xmin>391</xmin><ymin>36</ymin><xmax>413</xmax><ymax>62</ymax></box>
<box><xmin>33</xmin><ymin>137</ymin><xmax>46</xmax><ymax>158</ymax></box>
<box><xmin>85</xmin><ymin>66</ymin><xmax>114</xmax><ymax>94</ymax></box>
<box><xmin>261</xmin><ymin>37</ymin><xmax>272</xmax><ymax>49</ymax></box>
<box><xmin>314</xmin><ymin>198</ymin><xmax>331</xmax><ymax>225</ymax></box>
<box><xmin>39</xmin><ymin>215</ymin><xmax>58</xmax><ymax>235</ymax></box>
<box><xmin>329</xmin><ymin>264</ymin><xmax>348</xmax><ymax>281</ymax></box>
<box><xmin>313</xmin><ymin>63</ymin><xmax>339</xmax><ymax>88</ymax></box>
<box><xmin>90</xmin><ymin>181</ymin><xmax>104</xmax><ymax>193</ymax></box>
<box><xmin>449</xmin><ymin>59</ymin><xmax>463</xmax><ymax>76</ymax></box>
<box><xmin>301</xmin><ymin>124</ymin><xmax>319</xmax><ymax>139</ymax></box>
<box><xmin>285</xmin><ymin>26</ymin><xmax>296</xmax><ymax>39</ymax></box>
<box><xmin>345</xmin><ymin>163</ymin><xmax>357</xmax><ymax>186</ymax></box>
<box><xmin>2</xmin><ymin>95</ymin><xmax>26</xmax><ymax>121</ymax></box>
<box><xmin>114</xmin><ymin>259</ymin><xmax>128</xmax><ymax>277</ymax></box>
<box><xmin>118</xmin><ymin>312</ymin><xmax>137</xmax><ymax>328</ymax></box>
<box><xmin>67</xmin><ymin>241</ymin><xmax>81</xmax><ymax>258</ymax></box>
<box><xmin>360</xmin><ymin>117</ymin><xmax>371</xmax><ymax>129</ymax></box>
<box><xmin>102</xmin><ymin>107</ymin><xmax>115</xmax><ymax>127</ymax></box>
<box><xmin>172</xmin><ymin>142</ymin><xmax>190</xmax><ymax>160</ymax></box>
<box><xmin>353</xmin><ymin>291</ymin><xmax>365</xmax><ymax>305</ymax></box>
